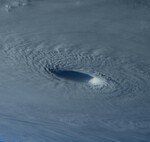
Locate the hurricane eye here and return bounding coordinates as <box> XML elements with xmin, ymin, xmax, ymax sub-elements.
<box><xmin>46</xmin><ymin>69</ymin><xmax>93</xmax><ymax>82</ymax></box>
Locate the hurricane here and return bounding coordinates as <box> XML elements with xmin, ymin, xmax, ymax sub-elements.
<box><xmin>0</xmin><ymin>0</ymin><xmax>150</xmax><ymax>142</ymax></box>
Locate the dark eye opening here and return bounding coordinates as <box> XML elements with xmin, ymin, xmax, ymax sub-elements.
<box><xmin>48</xmin><ymin>68</ymin><xmax>93</xmax><ymax>82</ymax></box>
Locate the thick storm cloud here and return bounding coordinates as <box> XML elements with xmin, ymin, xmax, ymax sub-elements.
<box><xmin>0</xmin><ymin>0</ymin><xmax>150</xmax><ymax>141</ymax></box>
